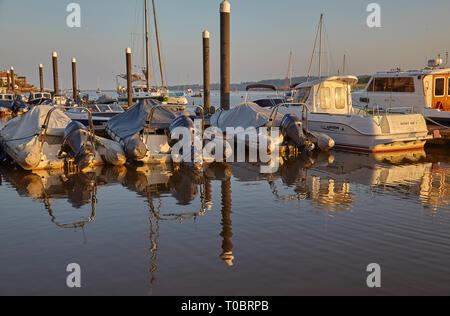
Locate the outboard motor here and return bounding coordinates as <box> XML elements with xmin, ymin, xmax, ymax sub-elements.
<box><xmin>11</xmin><ymin>96</ymin><xmax>28</xmax><ymax>115</ymax></box>
<box><xmin>60</xmin><ymin>121</ymin><xmax>95</xmax><ymax>170</ymax></box>
<box><xmin>280</xmin><ymin>114</ymin><xmax>315</xmax><ymax>152</ymax></box>
<box><xmin>168</xmin><ymin>115</ymin><xmax>195</xmax><ymax>148</ymax></box>
<box><xmin>124</xmin><ymin>133</ymin><xmax>148</xmax><ymax>161</ymax></box>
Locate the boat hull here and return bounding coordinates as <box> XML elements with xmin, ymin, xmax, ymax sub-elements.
<box><xmin>278</xmin><ymin>108</ymin><xmax>431</xmax><ymax>153</ymax></box>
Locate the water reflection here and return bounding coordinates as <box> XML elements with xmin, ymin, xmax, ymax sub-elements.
<box><xmin>0</xmin><ymin>166</ymin><xmax>126</xmax><ymax>229</ymax></box>
<box><xmin>0</xmin><ymin>148</ymin><xmax>449</xmax><ymax>293</ymax></box>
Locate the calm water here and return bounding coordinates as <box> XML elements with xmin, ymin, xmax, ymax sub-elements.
<box><xmin>1</xmin><ymin>99</ymin><xmax>450</xmax><ymax>296</ymax></box>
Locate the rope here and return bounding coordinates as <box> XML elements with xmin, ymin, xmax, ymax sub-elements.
<box><xmin>424</xmin><ymin>115</ymin><xmax>450</xmax><ymax>130</ymax></box>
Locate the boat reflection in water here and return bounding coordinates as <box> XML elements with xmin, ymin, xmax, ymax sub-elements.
<box><xmin>230</xmin><ymin>149</ymin><xmax>449</xmax><ymax>216</ymax></box>
<box><xmin>0</xmin><ymin>166</ymin><xmax>127</xmax><ymax>229</ymax></box>
<box><xmin>0</xmin><ymin>149</ymin><xmax>448</xmax><ymax>293</ymax></box>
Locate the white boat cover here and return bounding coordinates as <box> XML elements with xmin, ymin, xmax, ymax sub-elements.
<box><xmin>0</xmin><ymin>105</ymin><xmax>72</xmax><ymax>170</ymax></box>
<box><xmin>210</xmin><ymin>102</ymin><xmax>283</xmax><ymax>130</ymax></box>
<box><xmin>106</xmin><ymin>99</ymin><xmax>177</xmax><ymax>141</ymax></box>
<box><xmin>0</xmin><ymin>105</ymin><xmax>71</xmax><ymax>141</ymax></box>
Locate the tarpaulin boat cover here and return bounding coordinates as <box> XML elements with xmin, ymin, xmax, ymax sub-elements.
<box><xmin>210</xmin><ymin>102</ymin><xmax>284</xmax><ymax>130</ymax></box>
<box><xmin>0</xmin><ymin>100</ymin><xmax>13</xmax><ymax>109</ymax></box>
<box><xmin>0</xmin><ymin>105</ymin><xmax>71</xmax><ymax>141</ymax></box>
<box><xmin>0</xmin><ymin>105</ymin><xmax>72</xmax><ymax>170</ymax></box>
<box><xmin>96</xmin><ymin>94</ymin><xmax>116</xmax><ymax>104</ymax></box>
<box><xmin>106</xmin><ymin>99</ymin><xmax>177</xmax><ymax>140</ymax></box>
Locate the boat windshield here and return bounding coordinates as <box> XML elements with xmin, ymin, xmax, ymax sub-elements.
<box><xmin>109</xmin><ymin>105</ymin><xmax>124</xmax><ymax>112</ymax></box>
<box><xmin>97</xmin><ymin>105</ymin><xmax>112</xmax><ymax>112</ymax></box>
<box><xmin>0</xmin><ymin>94</ymin><xmax>13</xmax><ymax>100</ymax></box>
<box><xmin>296</xmin><ymin>88</ymin><xmax>311</xmax><ymax>103</ymax></box>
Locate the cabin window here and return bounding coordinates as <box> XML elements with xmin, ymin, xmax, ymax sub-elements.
<box><xmin>435</xmin><ymin>78</ymin><xmax>445</xmax><ymax>96</ymax></box>
<box><xmin>374</xmin><ymin>78</ymin><xmax>391</xmax><ymax>92</ymax></box>
<box><xmin>367</xmin><ymin>79</ymin><xmax>375</xmax><ymax>92</ymax></box>
<box><xmin>296</xmin><ymin>88</ymin><xmax>310</xmax><ymax>103</ymax></box>
<box><xmin>335</xmin><ymin>87</ymin><xmax>346</xmax><ymax>109</ymax></box>
<box><xmin>448</xmin><ymin>78</ymin><xmax>450</xmax><ymax>96</ymax></box>
<box><xmin>391</xmin><ymin>77</ymin><xmax>415</xmax><ymax>92</ymax></box>
<box><xmin>320</xmin><ymin>88</ymin><xmax>331</xmax><ymax>109</ymax></box>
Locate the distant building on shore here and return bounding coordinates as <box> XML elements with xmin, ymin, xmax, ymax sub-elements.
<box><xmin>0</xmin><ymin>70</ymin><xmax>36</xmax><ymax>92</ymax></box>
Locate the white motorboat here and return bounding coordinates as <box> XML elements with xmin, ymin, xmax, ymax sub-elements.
<box><xmin>278</xmin><ymin>76</ymin><xmax>432</xmax><ymax>152</ymax></box>
<box><xmin>352</xmin><ymin>56</ymin><xmax>450</xmax><ymax>127</ymax></box>
<box><xmin>65</xmin><ymin>103</ymin><xmax>124</xmax><ymax>130</ymax></box>
<box><xmin>0</xmin><ymin>105</ymin><xmax>126</xmax><ymax>170</ymax></box>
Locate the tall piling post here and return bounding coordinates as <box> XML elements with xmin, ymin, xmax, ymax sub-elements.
<box><xmin>39</xmin><ymin>64</ymin><xmax>44</xmax><ymax>92</ymax></box>
<box><xmin>126</xmin><ymin>48</ymin><xmax>133</xmax><ymax>108</ymax></box>
<box><xmin>52</xmin><ymin>51</ymin><xmax>59</xmax><ymax>97</ymax></box>
<box><xmin>6</xmin><ymin>70</ymin><xmax>11</xmax><ymax>92</ymax></box>
<box><xmin>10</xmin><ymin>67</ymin><xmax>15</xmax><ymax>94</ymax></box>
<box><xmin>220</xmin><ymin>0</ymin><xmax>231</xmax><ymax>110</ymax></box>
<box><xmin>71</xmin><ymin>58</ymin><xmax>78</xmax><ymax>102</ymax></box>
<box><xmin>203</xmin><ymin>30</ymin><xmax>211</xmax><ymax>113</ymax></box>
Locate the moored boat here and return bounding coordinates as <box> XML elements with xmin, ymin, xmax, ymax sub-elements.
<box><xmin>106</xmin><ymin>99</ymin><xmax>226</xmax><ymax>165</ymax></box>
<box><xmin>278</xmin><ymin>76</ymin><xmax>432</xmax><ymax>152</ymax></box>
<box><xmin>0</xmin><ymin>105</ymin><xmax>126</xmax><ymax>170</ymax></box>
<box><xmin>352</xmin><ymin>56</ymin><xmax>450</xmax><ymax>127</ymax></box>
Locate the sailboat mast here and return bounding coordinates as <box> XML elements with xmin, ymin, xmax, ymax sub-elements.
<box><xmin>145</xmin><ymin>0</ymin><xmax>151</xmax><ymax>90</ymax></box>
<box><xmin>285</xmin><ymin>51</ymin><xmax>293</xmax><ymax>91</ymax></box>
<box><xmin>342</xmin><ymin>54</ymin><xmax>346</xmax><ymax>75</ymax></box>
<box><xmin>152</xmin><ymin>0</ymin><xmax>165</xmax><ymax>88</ymax></box>
<box><xmin>318</xmin><ymin>14</ymin><xmax>323</xmax><ymax>79</ymax></box>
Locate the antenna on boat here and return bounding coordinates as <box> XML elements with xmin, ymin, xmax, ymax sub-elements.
<box><xmin>342</xmin><ymin>54</ymin><xmax>346</xmax><ymax>75</ymax></box>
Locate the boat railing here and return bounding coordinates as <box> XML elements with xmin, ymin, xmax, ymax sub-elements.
<box><xmin>269</xmin><ymin>102</ymin><xmax>310</xmax><ymax>132</ymax></box>
<box><xmin>39</xmin><ymin>106</ymin><xmax>96</xmax><ymax>150</ymax></box>
<box><xmin>384</xmin><ymin>106</ymin><xmax>415</xmax><ymax>114</ymax></box>
<box><xmin>363</xmin><ymin>103</ymin><xmax>415</xmax><ymax>117</ymax></box>
<box><xmin>143</xmin><ymin>104</ymin><xmax>205</xmax><ymax>144</ymax></box>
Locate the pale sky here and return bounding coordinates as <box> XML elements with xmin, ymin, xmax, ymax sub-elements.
<box><xmin>0</xmin><ymin>0</ymin><xmax>449</xmax><ymax>89</ymax></box>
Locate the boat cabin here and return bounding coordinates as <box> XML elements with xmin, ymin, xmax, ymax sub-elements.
<box><xmin>0</xmin><ymin>93</ymin><xmax>14</xmax><ymax>101</ymax></box>
<box><xmin>352</xmin><ymin>67</ymin><xmax>450</xmax><ymax>112</ymax></box>
<box><xmin>294</xmin><ymin>76</ymin><xmax>358</xmax><ymax>115</ymax></box>
<box><xmin>30</xmin><ymin>92</ymin><xmax>52</xmax><ymax>100</ymax></box>
<box><xmin>423</xmin><ymin>72</ymin><xmax>450</xmax><ymax>111</ymax></box>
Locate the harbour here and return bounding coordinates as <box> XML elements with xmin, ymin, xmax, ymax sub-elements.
<box><xmin>0</xmin><ymin>0</ymin><xmax>449</xmax><ymax>298</ymax></box>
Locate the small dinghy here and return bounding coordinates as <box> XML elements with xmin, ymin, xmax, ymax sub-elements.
<box><xmin>0</xmin><ymin>105</ymin><xmax>126</xmax><ymax>171</ymax></box>
<box><xmin>106</xmin><ymin>99</ymin><xmax>228</xmax><ymax>165</ymax></box>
